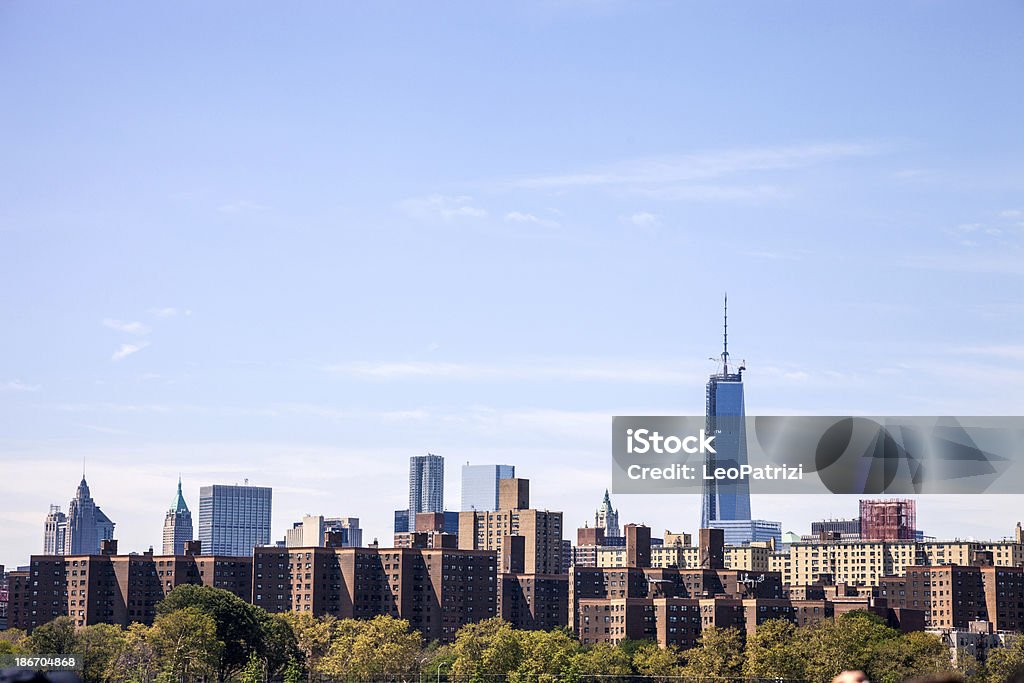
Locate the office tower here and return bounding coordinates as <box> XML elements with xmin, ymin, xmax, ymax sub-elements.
<box><xmin>409</xmin><ymin>453</ymin><xmax>444</xmax><ymax>516</ymax></box>
<box><xmin>810</xmin><ymin>518</ymin><xmax>862</xmax><ymax>540</ymax></box>
<box><xmin>43</xmin><ymin>505</ymin><xmax>67</xmax><ymax>555</ymax></box>
<box><xmin>162</xmin><ymin>477</ymin><xmax>193</xmax><ymax>555</ymax></box>
<box><xmin>198</xmin><ymin>483</ymin><xmax>272</xmax><ymax>556</ymax></box>
<box><xmin>62</xmin><ymin>476</ymin><xmax>116</xmax><ymax>555</ymax></box>
<box><xmin>594</xmin><ymin>489</ymin><xmax>620</xmax><ymax>538</ymax></box>
<box><xmin>701</xmin><ymin>296</ymin><xmax>751</xmax><ymax>528</ymax></box>
<box><xmin>461</xmin><ymin>463</ymin><xmax>515</xmax><ymax>511</ymax></box>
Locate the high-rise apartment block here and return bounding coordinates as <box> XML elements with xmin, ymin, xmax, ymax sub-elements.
<box><xmin>409</xmin><ymin>453</ymin><xmax>444</xmax><ymax>516</ymax></box>
<box><xmin>198</xmin><ymin>484</ymin><xmax>272</xmax><ymax>556</ymax></box>
<box><xmin>7</xmin><ymin>543</ymin><xmax>251</xmax><ymax>631</ymax></box>
<box><xmin>458</xmin><ymin>478</ymin><xmax>563</xmax><ymax>575</ymax></box>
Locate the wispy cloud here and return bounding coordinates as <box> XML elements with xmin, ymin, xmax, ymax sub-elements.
<box><xmin>112</xmin><ymin>343</ymin><xmax>149</xmax><ymax>361</ymax></box>
<box><xmin>103</xmin><ymin>319</ymin><xmax>151</xmax><ymax>335</ymax></box>
<box><xmin>79</xmin><ymin>424</ymin><xmax>132</xmax><ymax>435</ymax></box>
<box><xmin>503</xmin><ymin>211</ymin><xmax>560</xmax><ymax>228</ymax></box>
<box><xmin>218</xmin><ymin>200</ymin><xmax>268</xmax><ymax>214</ymax></box>
<box><xmin>325</xmin><ymin>359</ymin><xmax>703</xmax><ymax>384</ymax></box>
<box><xmin>2</xmin><ymin>379</ymin><xmax>40</xmax><ymax>392</ymax></box>
<box><xmin>399</xmin><ymin>195</ymin><xmax>487</xmax><ymax>221</ymax></box>
<box><xmin>507</xmin><ymin>142</ymin><xmax>880</xmax><ymax>191</ymax></box>
<box><xmin>627</xmin><ymin>212</ymin><xmax>660</xmax><ymax>228</ymax></box>
<box><xmin>149</xmin><ymin>307</ymin><xmax>191</xmax><ymax>318</ymax></box>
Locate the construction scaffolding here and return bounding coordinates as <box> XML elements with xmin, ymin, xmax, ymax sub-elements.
<box><xmin>859</xmin><ymin>498</ymin><xmax>917</xmax><ymax>541</ymax></box>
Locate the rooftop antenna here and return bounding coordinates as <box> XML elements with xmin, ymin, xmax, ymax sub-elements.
<box><xmin>721</xmin><ymin>293</ymin><xmax>729</xmax><ymax>375</ymax></box>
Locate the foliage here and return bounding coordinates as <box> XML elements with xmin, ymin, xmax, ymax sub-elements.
<box><xmin>449</xmin><ymin>618</ymin><xmax>524</xmax><ymax>683</ymax></box>
<box><xmin>28</xmin><ymin>616</ymin><xmax>78</xmax><ymax>654</ymax></box>
<box><xmin>107</xmin><ymin>623</ymin><xmax>159</xmax><ymax>683</ymax></box>
<box><xmin>76</xmin><ymin>623</ymin><xmax>125</xmax><ymax>683</ymax></box>
<box><xmin>319</xmin><ymin>615</ymin><xmax>422</xmax><ymax>682</ymax></box>
<box><xmin>681</xmin><ymin>626</ymin><xmax>745</xmax><ymax>682</ymax></box>
<box><xmin>986</xmin><ymin>634</ymin><xmax>1024</xmax><ymax>683</ymax></box>
<box><xmin>13</xmin><ymin>605</ymin><xmax>975</xmax><ymax>683</ymax></box>
<box><xmin>148</xmin><ymin>607</ymin><xmax>223</xmax><ymax>683</ymax></box>
<box><xmin>567</xmin><ymin>643</ymin><xmax>634</xmax><ymax>681</ymax></box>
<box><xmin>157</xmin><ymin>585</ymin><xmax>266</xmax><ymax>681</ymax></box>
<box><xmin>742</xmin><ymin>618</ymin><xmax>806</xmax><ymax>681</ymax></box>
<box><xmin>631</xmin><ymin>641</ymin><xmax>684</xmax><ymax>682</ymax></box>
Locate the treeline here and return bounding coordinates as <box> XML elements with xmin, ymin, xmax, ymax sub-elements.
<box><xmin>1</xmin><ymin>585</ymin><xmax>1022</xmax><ymax>683</ymax></box>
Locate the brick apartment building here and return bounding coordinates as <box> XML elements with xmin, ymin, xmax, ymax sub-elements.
<box><xmin>7</xmin><ymin>540</ymin><xmax>251</xmax><ymax>630</ymax></box>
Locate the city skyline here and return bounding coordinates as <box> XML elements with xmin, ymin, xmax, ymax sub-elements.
<box><xmin>3</xmin><ymin>3</ymin><xmax>1024</xmax><ymax>569</ymax></box>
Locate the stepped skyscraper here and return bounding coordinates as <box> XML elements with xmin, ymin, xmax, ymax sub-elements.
<box><xmin>57</xmin><ymin>476</ymin><xmax>116</xmax><ymax>555</ymax></box>
<box><xmin>162</xmin><ymin>477</ymin><xmax>194</xmax><ymax>555</ymax></box>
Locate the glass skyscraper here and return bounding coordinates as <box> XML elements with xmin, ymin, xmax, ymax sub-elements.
<box><xmin>700</xmin><ymin>296</ymin><xmax>780</xmax><ymax>546</ymax></box>
<box><xmin>409</xmin><ymin>453</ymin><xmax>445</xmax><ymax>515</ymax></box>
<box><xmin>198</xmin><ymin>483</ymin><xmax>272</xmax><ymax>556</ymax></box>
<box><xmin>461</xmin><ymin>463</ymin><xmax>515</xmax><ymax>511</ymax></box>
<box><xmin>701</xmin><ymin>370</ymin><xmax>751</xmax><ymax>527</ymax></box>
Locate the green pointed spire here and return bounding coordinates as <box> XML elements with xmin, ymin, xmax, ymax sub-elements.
<box><xmin>170</xmin><ymin>476</ymin><xmax>189</xmax><ymax>513</ymax></box>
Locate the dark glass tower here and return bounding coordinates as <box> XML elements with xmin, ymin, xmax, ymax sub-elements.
<box><xmin>700</xmin><ymin>296</ymin><xmax>751</xmax><ymax>528</ymax></box>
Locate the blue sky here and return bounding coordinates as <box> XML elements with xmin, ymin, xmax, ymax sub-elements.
<box><xmin>2</xmin><ymin>1</ymin><xmax>1023</xmax><ymax>568</ymax></box>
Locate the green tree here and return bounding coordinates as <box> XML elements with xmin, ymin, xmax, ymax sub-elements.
<box><xmin>681</xmin><ymin>626</ymin><xmax>745</xmax><ymax>682</ymax></box>
<box><xmin>108</xmin><ymin>623</ymin><xmax>158</xmax><ymax>683</ymax></box>
<box><xmin>28</xmin><ymin>616</ymin><xmax>78</xmax><ymax>654</ymax></box>
<box><xmin>280</xmin><ymin>612</ymin><xmax>336</xmax><ymax>682</ymax></box>
<box><xmin>77</xmin><ymin>623</ymin><xmax>126</xmax><ymax>683</ymax></box>
<box><xmin>799</xmin><ymin>611</ymin><xmax>900</xmax><ymax>683</ymax></box>
<box><xmin>450</xmin><ymin>618</ymin><xmax>523</xmax><ymax>683</ymax></box>
<box><xmin>320</xmin><ymin>616</ymin><xmax>422</xmax><ymax>682</ymax></box>
<box><xmin>0</xmin><ymin>629</ymin><xmax>28</xmax><ymax>654</ymax></box>
<box><xmin>157</xmin><ymin>585</ymin><xmax>264</xmax><ymax>681</ymax></box>
<box><xmin>986</xmin><ymin>635</ymin><xmax>1024</xmax><ymax>683</ymax></box>
<box><xmin>509</xmin><ymin>629</ymin><xmax>580</xmax><ymax>683</ymax></box>
<box><xmin>149</xmin><ymin>607</ymin><xmax>224</xmax><ymax>683</ymax></box>
<box><xmin>870</xmin><ymin>631</ymin><xmax>954</xmax><ymax>683</ymax></box>
<box><xmin>259</xmin><ymin>613</ymin><xmax>302</xmax><ymax>682</ymax></box>
<box><xmin>743</xmin><ymin>619</ymin><xmax>806</xmax><ymax>681</ymax></box>
<box><xmin>631</xmin><ymin>642</ymin><xmax>684</xmax><ymax>683</ymax></box>
<box><xmin>567</xmin><ymin>643</ymin><xmax>634</xmax><ymax>682</ymax></box>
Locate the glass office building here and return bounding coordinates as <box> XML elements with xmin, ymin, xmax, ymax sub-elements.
<box><xmin>461</xmin><ymin>463</ymin><xmax>515</xmax><ymax>511</ymax></box>
<box><xmin>198</xmin><ymin>484</ymin><xmax>272</xmax><ymax>556</ymax></box>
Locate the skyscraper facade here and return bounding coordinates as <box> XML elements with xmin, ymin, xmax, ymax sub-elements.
<box><xmin>198</xmin><ymin>484</ymin><xmax>272</xmax><ymax>556</ymax></box>
<box><xmin>409</xmin><ymin>453</ymin><xmax>444</xmax><ymax>516</ymax></box>
<box><xmin>43</xmin><ymin>505</ymin><xmax>67</xmax><ymax>555</ymax></box>
<box><xmin>698</xmin><ymin>297</ymin><xmax>782</xmax><ymax>547</ymax></box>
<box><xmin>62</xmin><ymin>477</ymin><xmax>115</xmax><ymax>555</ymax></box>
<box><xmin>594</xmin><ymin>490</ymin><xmax>621</xmax><ymax>538</ymax></box>
<box><xmin>461</xmin><ymin>463</ymin><xmax>515</xmax><ymax>511</ymax></box>
<box><xmin>162</xmin><ymin>478</ymin><xmax>194</xmax><ymax>555</ymax></box>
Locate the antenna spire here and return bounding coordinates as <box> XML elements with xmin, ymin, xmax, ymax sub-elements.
<box><xmin>721</xmin><ymin>293</ymin><xmax>729</xmax><ymax>374</ymax></box>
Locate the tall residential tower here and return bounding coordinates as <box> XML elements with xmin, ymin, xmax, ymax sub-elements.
<box><xmin>409</xmin><ymin>453</ymin><xmax>444</xmax><ymax>516</ymax></box>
